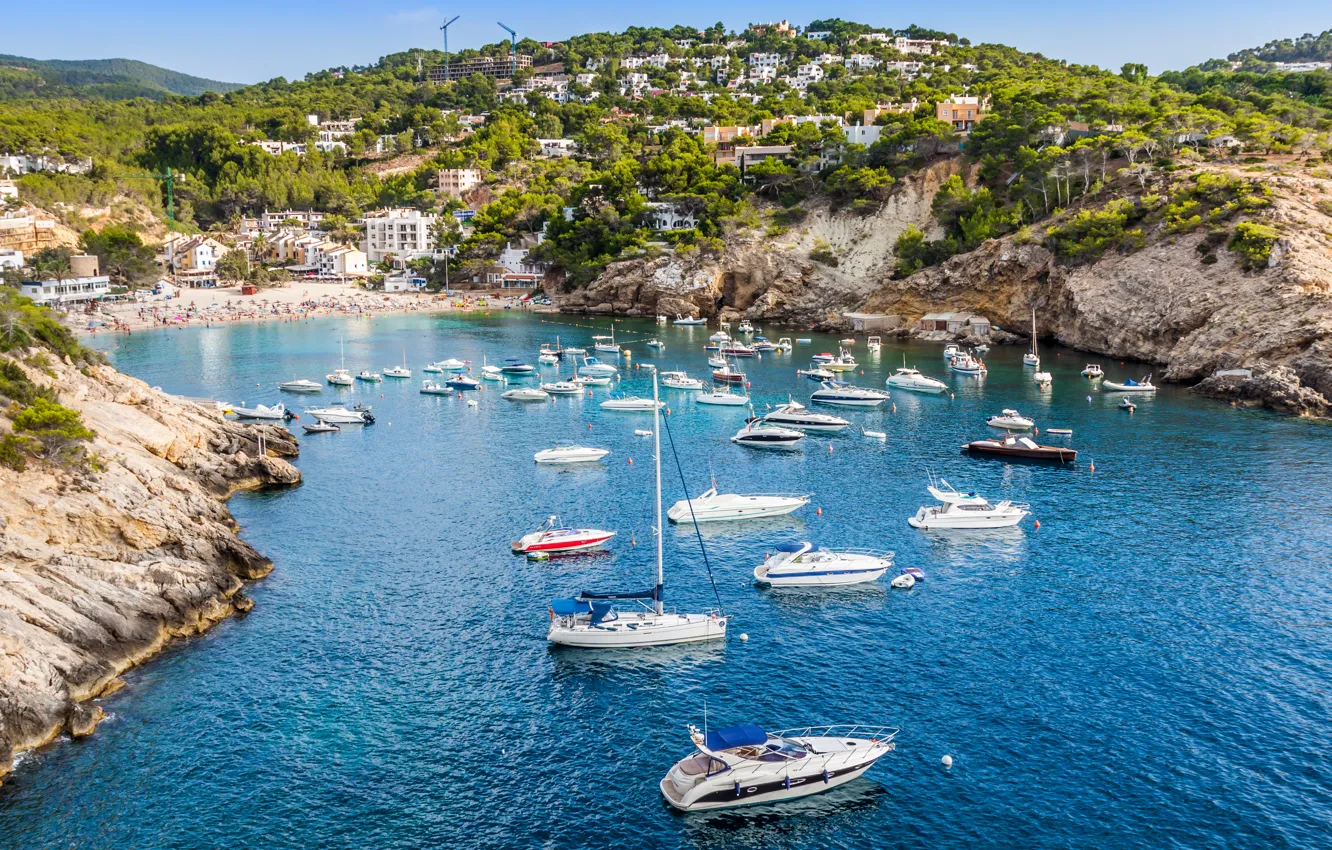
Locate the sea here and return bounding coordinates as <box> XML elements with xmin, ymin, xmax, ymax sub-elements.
<box><xmin>1</xmin><ymin>311</ymin><xmax>1329</xmax><ymax>849</ymax></box>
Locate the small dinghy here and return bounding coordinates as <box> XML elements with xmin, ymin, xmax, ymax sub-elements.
<box><xmin>1103</xmin><ymin>374</ymin><xmax>1157</xmax><ymax>392</ymax></box>
<box><xmin>861</xmin><ymin>428</ymin><xmax>887</xmax><ymax>440</ymax></box>
<box><xmin>890</xmin><ymin>573</ymin><xmax>916</xmax><ymax>589</ymax></box>
<box><xmin>302</xmin><ymin>421</ymin><xmax>339</xmax><ymax>434</ymax></box>
<box><xmin>634</xmin><ymin>429</ymin><xmax>653</xmax><ymax>437</ymax></box>
<box><xmin>421</xmin><ymin>380</ymin><xmax>453</xmax><ymax>395</ymax></box>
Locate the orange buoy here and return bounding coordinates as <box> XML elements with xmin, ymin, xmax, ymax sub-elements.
<box><xmin>1034</xmin><ymin>520</ymin><xmax>1041</xmax><ymax>529</ymax></box>
<box><xmin>628</xmin><ymin>458</ymin><xmax>633</xmax><ymax>465</ymax></box>
<box><xmin>828</xmin><ymin>444</ymin><xmax>834</xmax><ymax>453</ymax></box>
<box><xmin>816</xmin><ymin>507</ymin><xmax>822</xmax><ymax>516</ymax></box>
<box><xmin>588</xmin><ymin>423</ymin><xmax>592</xmax><ymax>429</ymax></box>
<box><xmin>1089</xmin><ymin>460</ymin><xmax>1096</xmax><ymax>472</ymax></box>
<box><xmin>892</xmin><ymin>404</ymin><xmax>897</xmax><ymax>413</ymax></box>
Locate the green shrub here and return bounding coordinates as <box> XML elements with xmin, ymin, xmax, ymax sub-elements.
<box><xmin>1044</xmin><ymin>199</ymin><xmax>1146</xmax><ymax>261</ymax></box>
<box><xmin>0</xmin><ymin>358</ymin><xmax>56</xmax><ymax>406</ymax></box>
<box><xmin>0</xmin><ymin>433</ymin><xmax>29</xmax><ymax>472</ymax></box>
<box><xmin>809</xmin><ymin>239</ymin><xmax>839</xmax><ymax>267</ymax></box>
<box><xmin>771</xmin><ymin>206</ymin><xmax>807</xmax><ymax>226</ymax></box>
<box><xmin>1228</xmin><ymin>222</ymin><xmax>1280</xmax><ymax>269</ymax></box>
<box><xmin>893</xmin><ymin>225</ymin><xmax>958</xmax><ymax>275</ymax></box>
<box><xmin>13</xmin><ymin>397</ymin><xmax>96</xmax><ymax>465</ymax></box>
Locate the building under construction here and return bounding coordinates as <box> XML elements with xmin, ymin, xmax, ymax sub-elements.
<box><xmin>427</xmin><ymin>54</ymin><xmax>532</xmax><ymax>83</ymax></box>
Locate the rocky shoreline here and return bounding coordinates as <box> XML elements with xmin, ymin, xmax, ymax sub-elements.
<box><xmin>0</xmin><ymin>357</ymin><xmax>300</xmax><ymax>785</ymax></box>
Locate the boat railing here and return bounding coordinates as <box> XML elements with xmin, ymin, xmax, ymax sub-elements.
<box><xmin>774</xmin><ymin>724</ymin><xmax>900</xmax><ymax>743</ymax></box>
<box><xmin>831</xmin><ymin>547</ymin><xmax>895</xmax><ymax>561</ymax></box>
<box><xmin>707</xmin><ymin>492</ymin><xmax>812</xmax><ymax>502</ymax></box>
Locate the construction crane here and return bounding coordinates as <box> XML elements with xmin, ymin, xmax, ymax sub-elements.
<box><xmin>497</xmin><ymin>21</ymin><xmax>517</xmax><ymax>77</ymax></box>
<box><xmin>439</xmin><ymin>16</ymin><xmax>460</xmax><ymax>80</ymax></box>
<box><xmin>120</xmin><ymin>167</ymin><xmax>183</xmax><ymax>222</ymax></box>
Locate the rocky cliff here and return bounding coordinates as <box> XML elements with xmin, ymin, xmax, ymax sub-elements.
<box><xmin>0</xmin><ymin>356</ymin><xmax>300</xmax><ymax>783</ymax></box>
<box><xmin>555</xmin><ymin>160</ymin><xmax>1332</xmax><ymax>415</ymax></box>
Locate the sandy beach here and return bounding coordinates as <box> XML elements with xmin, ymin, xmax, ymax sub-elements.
<box><xmin>81</xmin><ymin>281</ymin><xmax>533</xmax><ymax>335</ymax></box>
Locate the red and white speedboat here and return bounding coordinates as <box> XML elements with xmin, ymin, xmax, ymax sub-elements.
<box><xmin>720</xmin><ymin>343</ymin><xmax>756</xmax><ymax>357</ymax></box>
<box><xmin>512</xmin><ymin>515</ymin><xmax>615</xmax><ymax>554</ymax></box>
<box><xmin>712</xmin><ymin>364</ymin><xmax>746</xmax><ymax>383</ymax></box>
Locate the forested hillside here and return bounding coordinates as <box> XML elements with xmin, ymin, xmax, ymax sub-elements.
<box><xmin>1227</xmin><ymin>29</ymin><xmax>1332</xmax><ymax>63</ymax></box>
<box><xmin>1</xmin><ymin>21</ymin><xmax>1329</xmax><ymax>290</ymax></box>
<box><xmin>0</xmin><ymin>55</ymin><xmax>241</xmax><ymax>100</ymax></box>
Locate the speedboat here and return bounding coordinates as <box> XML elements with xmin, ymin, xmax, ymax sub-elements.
<box><xmin>886</xmin><ymin>365</ymin><xmax>947</xmax><ymax>393</ymax></box>
<box><xmin>231</xmin><ymin>402</ymin><xmax>293</xmax><ymax>421</ymax></box>
<box><xmin>1082</xmin><ymin>364</ymin><xmax>1104</xmax><ymax>379</ymax></box>
<box><xmin>435</xmin><ymin>358</ymin><xmax>468</xmax><ymax>372</ymax></box>
<box><xmin>502</xmin><ymin>388</ymin><xmax>550</xmax><ymax>401</ymax></box>
<box><xmin>840</xmin><ymin>337</ymin><xmax>855</xmax><ymax>345</ymax></box>
<box><xmin>738</xmin><ymin>320</ymin><xmax>755</xmax><ymax>333</ymax></box>
<box><xmin>547</xmin><ymin>373</ymin><xmax>729</xmax><ymax>649</ymax></box>
<box><xmin>563</xmin><ymin>346</ymin><xmax>587</xmax><ymax>356</ymax></box>
<box><xmin>1033</xmin><ymin>369</ymin><xmax>1053</xmax><ymax>385</ymax></box>
<box><xmin>592</xmin><ymin>333</ymin><xmax>621</xmax><ymax>354</ymax></box>
<box><xmin>760</xmin><ymin>400</ymin><xmax>850</xmax><ymax>432</ymax></box>
<box><xmin>534</xmin><ymin>446</ymin><xmax>611</xmax><ymax>464</ymax></box>
<box><xmin>660</xmin><ymin>723</ymin><xmax>898</xmax><ymax>812</ymax></box>
<box><xmin>577</xmin><ymin>356</ymin><xmax>618</xmax><ymax>377</ymax></box>
<box><xmin>356</xmin><ymin>370</ymin><xmax>382</xmax><ymax>383</ymax></box>
<box><xmin>305</xmin><ymin>405</ymin><xmax>375</xmax><ymax>424</ymax></box>
<box><xmin>500</xmin><ymin>358</ymin><xmax>535</xmax><ymax>375</ymax></box>
<box><xmin>975</xmin><ymin>343</ymin><xmax>990</xmax><ymax>354</ymax></box>
<box><xmin>943</xmin><ymin>344</ymin><xmax>960</xmax><ymax>360</ymax></box>
<box><xmin>810</xmin><ymin>382</ymin><xmax>889</xmax><ymax>408</ymax></box>
<box><xmin>512</xmin><ymin>515</ymin><xmax>614</xmax><ymax>554</ymax></box>
<box><xmin>600</xmin><ymin>396</ymin><xmax>663</xmax><ymax>411</ymax></box>
<box><xmin>867</xmin><ymin>336</ymin><xmax>882</xmax><ymax>353</ymax></box>
<box><xmin>446</xmin><ymin>374</ymin><xmax>480</xmax><ymax>390</ymax></box>
<box><xmin>696</xmin><ymin>388</ymin><xmax>749</xmax><ymax>406</ymax></box>
<box><xmin>709</xmin><ymin>331</ymin><xmax>731</xmax><ymax>343</ymax></box>
<box><xmin>720</xmin><ymin>342</ymin><xmax>756</xmax><ymax>357</ymax></box>
<box><xmin>776</xmin><ymin>338</ymin><xmax>793</xmax><ymax>352</ymax></box>
<box><xmin>539</xmin><ymin>341</ymin><xmax>564</xmax><ymax>360</ymax></box>
<box><xmin>799</xmin><ymin>367</ymin><xmax>835</xmax><ymax>381</ymax></box>
<box><xmin>422</xmin><ymin>362</ymin><xmax>445</xmax><ymax>374</ymax></box>
<box><xmin>302</xmin><ymin>421</ymin><xmax>339</xmax><ymax>434</ymax></box>
<box><xmin>811</xmin><ymin>352</ymin><xmax>835</xmax><ymax>364</ymax></box>
<box><xmin>541</xmin><ymin>378</ymin><xmax>585</xmax><ymax>394</ymax></box>
<box><xmin>1103</xmin><ymin>374</ymin><xmax>1157</xmax><ymax>392</ymax></box>
<box><xmin>907</xmin><ymin>478</ymin><xmax>1030</xmax><ymax>529</ymax></box>
<box><xmin>824</xmin><ymin>349</ymin><xmax>858</xmax><ymax>371</ymax></box>
<box><xmin>327</xmin><ymin>368</ymin><xmax>354</xmax><ymax>387</ymax></box>
<box><xmin>986</xmin><ymin>409</ymin><xmax>1035</xmax><ymax>430</ymax></box>
<box><xmin>753</xmin><ymin>338</ymin><xmax>778</xmax><ymax>352</ymax></box>
<box><xmin>661</xmin><ymin>371</ymin><xmax>704</xmax><ymax>390</ymax></box>
<box><xmin>420</xmin><ymin>380</ymin><xmax>452</xmax><ymax>395</ymax></box>
<box><xmin>950</xmin><ymin>353</ymin><xmax>987</xmax><ymax>375</ymax></box>
<box><xmin>674</xmin><ymin>315</ymin><xmax>706</xmax><ymax>326</ymax></box>
<box><xmin>657</xmin><ymin>315</ymin><xmax>668</xmax><ymax>324</ymax></box>
<box><xmin>712</xmin><ymin>364</ymin><xmax>746</xmax><ymax>384</ymax></box>
<box><xmin>667</xmin><ymin>486</ymin><xmax>809</xmax><ymax>524</ymax></box>
<box><xmin>963</xmin><ymin>434</ymin><xmax>1077</xmax><ymax>463</ymax></box>
<box><xmin>732</xmin><ymin>421</ymin><xmax>805</xmax><ymax>449</ymax></box>
<box><xmin>278</xmin><ymin>379</ymin><xmax>322</xmax><ymax>393</ymax></box>
<box><xmin>646</xmin><ymin>339</ymin><xmax>664</xmax><ymax>349</ymax></box>
<box><xmin>754</xmin><ymin>541</ymin><xmax>893</xmax><ymax>587</ymax></box>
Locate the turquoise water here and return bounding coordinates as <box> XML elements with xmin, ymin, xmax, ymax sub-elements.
<box><xmin>3</xmin><ymin>312</ymin><xmax>1331</xmax><ymax>848</ymax></box>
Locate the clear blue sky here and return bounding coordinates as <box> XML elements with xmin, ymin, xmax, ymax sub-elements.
<box><xmin>12</xmin><ymin>2</ymin><xmax>1332</xmax><ymax>84</ymax></box>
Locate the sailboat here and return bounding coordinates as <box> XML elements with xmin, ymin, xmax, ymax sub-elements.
<box><xmin>547</xmin><ymin>373</ymin><xmax>730</xmax><ymax>648</ymax></box>
<box><xmin>327</xmin><ymin>337</ymin><xmax>353</xmax><ymax>386</ymax></box>
<box><xmin>1029</xmin><ymin>309</ymin><xmax>1052</xmax><ymax>384</ymax></box>
<box><xmin>384</xmin><ymin>347</ymin><xmax>412</xmax><ymax>379</ymax></box>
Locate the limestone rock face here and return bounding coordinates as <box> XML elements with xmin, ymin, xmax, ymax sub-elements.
<box><xmin>0</xmin><ymin>357</ymin><xmax>300</xmax><ymax>782</ymax></box>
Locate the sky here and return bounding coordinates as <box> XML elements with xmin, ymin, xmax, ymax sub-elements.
<box><xmin>9</xmin><ymin>1</ymin><xmax>1331</xmax><ymax>84</ymax></box>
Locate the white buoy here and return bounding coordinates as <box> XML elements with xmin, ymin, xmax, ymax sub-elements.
<box><xmin>942</xmin><ymin>754</ymin><xmax>953</xmax><ymax>768</ymax></box>
<box><xmin>739</xmin><ymin>633</ymin><xmax>749</xmax><ymax>642</ymax></box>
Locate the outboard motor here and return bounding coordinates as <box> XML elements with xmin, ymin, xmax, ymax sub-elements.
<box><xmin>362</xmin><ymin>412</ymin><xmax>376</xmax><ymax>424</ymax></box>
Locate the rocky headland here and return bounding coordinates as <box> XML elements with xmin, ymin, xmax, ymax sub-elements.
<box><xmin>553</xmin><ymin>161</ymin><xmax>1332</xmax><ymax>417</ymax></box>
<box><xmin>0</xmin><ymin>354</ymin><xmax>299</xmax><ymax>784</ymax></box>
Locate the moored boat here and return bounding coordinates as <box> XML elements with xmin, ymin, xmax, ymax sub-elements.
<box><xmin>534</xmin><ymin>446</ymin><xmax>611</xmax><ymax>464</ymax></box>
<box><xmin>667</xmin><ymin>486</ymin><xmax>809</xmax><ymax>523</ymax></box>
<box><xmin>963</xmin><ymin>434</ymin><xmax>1077</xmax><ymax>463</ymax></box>
<box><xmin>907</xmin><ymin>478</ymin><xmax>1030</xmax><ymax>529</ymax></box>
<box><xmin>754</xmin><ymin>541</ymin><xmax>893</xmax><ymax>587</ymax></box>
<box><xmin>1103</xmin><ymin>374</ymin><xmax>1156</xmax><ymax>392</ymax></box>
<box><xmin>512</xmin><ymin>515</ymin><xmax>614</xmax><ymax>553</ymax></box>
<box><xmin>279</xmin><ymin>378</ymin><xmax>323</xmax><ymax>393</ymax></box>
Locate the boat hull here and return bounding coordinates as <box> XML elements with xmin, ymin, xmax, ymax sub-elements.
<box><xmin>886</xmin><ymin>379</ymin><xmax>945</xmax><ymax>393</ymax></box>
<box><xmin>548</xmin><ymin>613</ymin><xmax>727</xmax><ymax>648</ymax></box>
<box><xmin>1102</xmin><ymin>382</ymin><xmax>1156</xmax><ymax>392</ymax></box>
<box><xmin>667</xmin><ymin>498</ymin><xmax>806</xmax><ymax>523</ymax></box>
<box><xmin>810</xmin><ymin>395</ymin><xmax>886</xmax><ymax>408</ymax></box>
<box><xmin>908</xmin><ymin>510</ymin><xmax>1027</xmax><ymax>529</ymax></box>
<box><xmin>964</xmin><ymin>442</ymin><xmax>1077</xmax><ymax>464</ymax></box>
<box><xmin>696</xmin><ymin>395</ymin><xmax>748</xmax><ymax>406</ymax></box>
<box><xmin>661</xmin><ymin>756</ymin><xmax>882</xmax><ymax>811</ymax></box>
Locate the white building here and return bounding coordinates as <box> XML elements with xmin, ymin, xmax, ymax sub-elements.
<box><xmin>575</xmin><ymin>73</ymin><xmax>598</xmax><ymax>86</ymax></box>
<box><xmin>794</xmin><ymin>63</ymin><xmax>825</xmax><ymax>86</ymax></box>
<box><xmin>0</xmin><ymin>179</ymin><xmax>16</xmax><ymax>200</ymax></box>
<box><xmin>644</xmin><ymin>202</ymin><xmax>698</xmax><ymax>231</ymax></box>
<box><xmin>844</xmin><ymin>124</ymin><xmax>884</xmax><ymax>146</ymax></box>
<box><xmin>644</xmin><ymin>53</ymin><xmax>671</xmax><ymax>69</ymax></box>
<box><xmin>749</xmin><ymin>53</ymin><xmax>783</xmax><ymax>70</ymax></box>
<box><xmin>262</xmin><ymin>209</ymin><xmax>326</xmax><ymax>231</ymax></box>
<box><xmin>537</xmin><ymin>139</ymin><xmax>579</xmax><ymax>157</ymax></box>
<box><xmin>845</xmin><ymin>54</ymin><xmax>881</xmax><ymax>71</ymax></box>
<box><xmin>805</xmin><ymin>30</ymin><xmax>832</xmax><ymax>40</ymax></box>
<box><xmin>438</xmin><ymin>168</ymin><xmax>483</xmax><ymax>198</ymax></box>
<box><xmin>362</xmin><ymin>208</ymin><xmax>438</xmax><ymax>263</ymax></box>
<box><xmin>0</xmin><ymin>248</ymin><xmax>22</xmax><ymax>270</ymax></box>
<box><xmin>0</xmin><ymin>153</ymin><xmax>92</xmax><ymax>176</ymax></box>
<box><xmin>20</xmin><ymin>275</ymin><xmax>111</xmax><ymax>305</ymax></box>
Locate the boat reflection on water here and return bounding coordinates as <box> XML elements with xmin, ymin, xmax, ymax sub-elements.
<box><xmin>546</xmin><ymin>638</ymin><xmax>727</xmax><ymax>678</ymax></box>
<box><xmin>915</xmin><ymin>524</ymin><xmax>1030</xmax><ymax>569</ymax></box>
<box><xmin>669</xmin><ymin>514</ymin><xmax>807</xmax><ymax>542</ymax></box>
<box><xmin>671</xmin><ymin>780</ymin><xmax>888</xmax><ymax>831</ymax></box>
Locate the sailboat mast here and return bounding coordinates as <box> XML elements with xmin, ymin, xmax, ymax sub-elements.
<box><xmin>1031</xmin><ymin>309</ymin><xmax>1038</xmax><ymax>358</ymax></box>
<box><xmin>652</xmin><ymin>371</ymin><xmax>664</xmax><ymax>616</ymax></box>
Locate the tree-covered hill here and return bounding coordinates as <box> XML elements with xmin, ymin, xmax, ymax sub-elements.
<box><xmin>0</xmin><ymin>55</ymin><xmax>242</xmax><ymax>100</ymax></box>
<box><xmin>1227</xmin><ymin>29</ymin><xmax>1332</xmax><ymax>64</ymax></box>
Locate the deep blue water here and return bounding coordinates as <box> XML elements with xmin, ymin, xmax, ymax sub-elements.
<box><xmin>3</xmin><ymin>311</ymin><xmax>1331</xmax><ymax>848</ymax></box>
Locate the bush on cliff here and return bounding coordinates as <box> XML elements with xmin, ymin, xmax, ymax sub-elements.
<box><xmin>1229</xmin><ymin>222</ymin><xmax>1281</xmax><ymax>269</ymax></box>
<box><xmin>12</xmin><ymin>397</ymin><xmax>96</xmax><ymax>469</ymax></box>
<box><xmin>1043</xmin><ymin>199</ymin><xmax>1147</xmax><ymax>261</ymax></box>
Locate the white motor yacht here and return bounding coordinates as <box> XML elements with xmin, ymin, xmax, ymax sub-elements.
<box><xmin>886</xmin><ymin>364</ymin><xmax>947</xmax><ymax>393</ymax></box>
<box><xmin>538</xmin><ymin>353</ymin><xmax>560</xmax><ymax>365</ymax></box>
<box><xmin>534</xmin><ymin>446</ymin><xmax>611</xmax><ymax>464</ymax></box>
<box><xmin>754</xmin><ymin>541</ymin><xmax>894</xmax><ymax>587</ymax></box>
<box><xmin>696</xmin><ymin>388</ymin><xmax>749</xmax><ymax>406</ymax></box>
<box><xmin>810</xmin><ymin>382</ymin><xmax>889</xmax><ymax>408</ymax></box>
<box><xmin>907</xmin><ymin>478</ymin><xmax>1030</xmax><ymax>530</ymax></box>
<box><xmin>305</xmin><ymin>406</ymin><xmax>375</xmax><ymax>424</ymax></box>
<box><xmin>579</xmin><ymin>375</ymin><xmax>612</xmax><ymax>386</ymax></box>
<box><xmin>709</xmin><ymin>330</ymin><xmax>731</xmax><ymax>343</ymax></box>
<box><xmin>278</xmin><ymin>379</ymin><xmax>322</xmax><ymax>393</ymax></box>
<box><xmin>502</xmin><ymin>388</ymin><xmax>550</xmax><ymax>401</ymax></box>
<box><xmin>600</xmin><ymin>396</ymin><xmax>663</xmax><ymax>411</ymax></box>
<box><xmin>720</xmin><ymin>342</ymin><xmax>756</xmax><ymax>358</ymax></box>
<box><xmin>577</xmin><ymin>356</ymin><xmax>618</xmax><ymax>377</ymax></box>
<box><xmin>1081</xmin><ymin>364</ymin><xmax>1104</xmax><ymax>379</ymax></box>
<box><xmin>500</xmin><ymin>359</ymin><xmax>535</xmax><ymax>375</ymax></box>
<box><xmin>660</xmin><ymin>371</ymin><xmax>704</xmax><ymax>390</ymax></box>
<box><xmin>738</xmin><ymin>320</ymin><xmax>755</xmax><ymax>334</ymax></box>
<box><xmin>660</xmin><ymin>723</ymin><xmax>898</xmax><ymax>812</ymax></box>
<box><xmin>667</xmin><ymin>486</ymin><xmax>809</xmax><ymax>524</ymax></box>
<box><xmin>1103</xmin><ymin>374</ymin><xmax>1157</xmax><ymax>392</ymax></box>
<box><xmin>646</xmin><ymin>339</ymin><xmax>664</xmax><ymax>349</ymax></box>
<box><xmin>732</xmin><ymin>421</ymin><xmax>805</xmax><ymax>449</ymax></box>
<box><xmin>674</xmin><ymin>315</ymin><xmax>707</xmax><ymax>326</ymax></box>
<box><xmin>799</xmin><ymin>367</ymin><xmax>835</xmax><ymax>381</ymax></box>
<box><xmin>422</xmin><ymin>362</ymin><xmax>445</xmax><ymax>374</ymax></box>
<box><xmin>541</xmin><ymin>378</ymin><xmax>585</xmax><ymax>395</ymax></box>
<box><xmin>760</xmin><ymin>400</ymin><xmax>850</xmax><ymax>432</ymax></box>
<box><xmin>420</xmin><ymin>380</ymin><xmax>452</xmax><ymax>395</ymax></box>
<box><xmin>547</xmin><ymin>373</ymin><xmax>729</xmax><ymax>649</ymax></box>
<box><xmin>986</xmin><ymin>408</ymin><xmax>1035</xmax><ymax>430</ymax></box>
<box><xmin>231</xmin><ymin>402</ymin><xmax>292</xmax><ymax>421</ymax></box>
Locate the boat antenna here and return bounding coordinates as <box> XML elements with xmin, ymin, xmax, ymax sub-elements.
<box><xmin>652</xmin><ymin>371</ymin><xmax>664</xmax><ymax>616</ymax></box>
<box><xmin>661</xmin><ymin>399</ymin><xmax>725</xmax><ymax>615</ymax></box>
